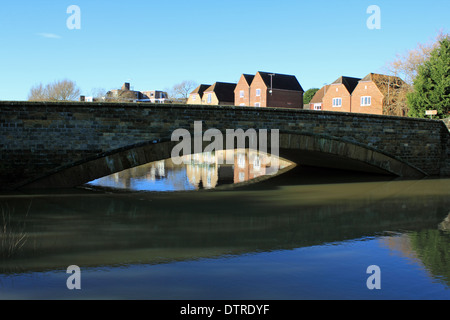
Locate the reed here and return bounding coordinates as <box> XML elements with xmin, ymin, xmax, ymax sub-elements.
<box><xmin>0</xmin><ymin>203</ymin><xmax>30</xmax><ymax>259</ymax></box>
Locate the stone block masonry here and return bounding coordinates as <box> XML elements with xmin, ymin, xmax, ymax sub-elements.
<box><xmin>0</xmin><ymin>101</ymin><xmax>449</xmax><ymax>189</ymax></box>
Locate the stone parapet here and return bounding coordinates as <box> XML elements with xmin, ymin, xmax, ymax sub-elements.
<box><xmin>1</xmin><ymin>101</ymin><xmax>449</xmax><ymax>189</ymax></box>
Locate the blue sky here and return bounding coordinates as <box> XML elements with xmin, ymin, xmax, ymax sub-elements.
<box><xmin>0</xmin><ymin>0</ymin><xmax>449</xmax><ymax>100</ymax></box>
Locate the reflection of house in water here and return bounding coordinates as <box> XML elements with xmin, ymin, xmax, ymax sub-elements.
<box><xmin>146</xmin><ymin>160</ymin><xmax>166</xmax><ymax>180</ymax></box>
<box><xmin>234</xmin><ymin>149</ymin><xmax>272</xmax><ymax>183</ymax></box>
<box><xmin>185</xmin><ymin>164</ymin><xmax>218</xmax><ymax>189</ymax></box>
<box><xmin>105</xmin><ymin>160</ymin><xmax>169</xmax><ymax>189</ymax></box>
<box><xmin>88</xmin><ymin>149</ymin><xmax>293</xmax><ymax>191</ymax></box>
<box><xmin>184</xmin><ymin>152</ymin><xmax>220</xmax><ymax>189</ymax></box>
<box><xmin>183</xmin><ymin>150</ymin><xmax>291</xmax><ymax>188</ymax></box>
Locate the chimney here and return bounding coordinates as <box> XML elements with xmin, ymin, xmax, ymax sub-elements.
<box><xmin>79</xmin><ymin>95</ymin><xmax>85</xmax><ymax>102</ymax></box>
<box><xmin>122</xmin><ymin>82</ymin><xmax>130</xmax><ymax>91</ymax></box>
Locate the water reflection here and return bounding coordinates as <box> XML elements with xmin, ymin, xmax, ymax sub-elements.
<box><xmin>1</xmin><ymin>174</ymin><xmax>450</xmax><ymax>299</ymax></box>
<box><xmin>379</xmin><ymin>228</ymin><xmax>450</xmax><ymax>287</ymax></box>
<box><xmin>86</xmin><ymin>149</ymin><xmax>294</xmax><ymax>191</ymax></box>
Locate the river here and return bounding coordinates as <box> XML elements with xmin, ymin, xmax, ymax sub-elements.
<box><xmin>0</xmin><ymin>151</ymin><xmax>449</xmax><ymax>300</ymax></box>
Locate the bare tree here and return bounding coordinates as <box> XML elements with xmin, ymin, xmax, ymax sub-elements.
<box><xmin>375</xmin><ymin>75</ymin><xmax>410</xmax><ymax>117</ymax></box>
<box><xmin>381</xmin><ymin>30</ymin><xmax>448</xmax><ymax>116</ymax></box>
<box><xmin>28</xmin><ymin>83</ymin><xmax>47</xmax><ymax>101</ymax></box>
<box><xmin>28</xmin><ymin>79</ymin><xmax>81</xmax><ymax>101</ymax></box>
<box><xmin>383</xmin><ymin>31</ymin><xmax>447</xmax><ymax>86</ymax></box>
<box><xmin>90</xmin><ymin>87</ymin><xmax>107</xmax><ymax>101</ymax></box>
<box><xmin>169</xmin><ymin>80</ymin><xmax>198</xmax><ymax>103</ymax></box>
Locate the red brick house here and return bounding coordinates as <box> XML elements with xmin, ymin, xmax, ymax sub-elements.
<box><xmin>234</xmin><ymin>74</ymin><xmax>255</xmax><ymax>106</ymax></box>
<box><xmin>202</xmin><ymin>82</ymin><xmax>236</xmax><ymax>106</ymax></box>
<box><xmin>309</xmin><ymin>85</ymin><xmax>330</xmax><ymax>110</ymax></box>
<box><xmin>247</xmin><ymin>71</ymin><xmax>304</xmax><ymax>108</ymax></box>
<box><xmin>351</xmin><ymin>73</ymin><xmax>407</xmax><ymax>116</ymax></box>
<box><xmin>322</xmin><ymin>76</ymin><xmax>361</xmax><ymax>112</ymax></box>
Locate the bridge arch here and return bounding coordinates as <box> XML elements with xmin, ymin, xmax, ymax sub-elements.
<box><xmin>277</xmin><ymin>132</ymin><xmax>426</xmax><ymax>177</ymax></box>
<box><xmin>20</xmin><ymin>131</ymin><xmax>425</xmax><ymax>189</ymax></box>
<box><xmin>3</xmin><ymin>102</ymin><xmax>448</xmax><ymax>190</ymax></box>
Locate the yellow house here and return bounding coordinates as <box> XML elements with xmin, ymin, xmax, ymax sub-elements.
<box><xmin>202</xmin><ymin>82</ymin><xmax>236</xmax><ymax>106</ymax></box>
<box><xmin>186</xmin><ymin>84</ymin><xmax>211</xmax><ymax>105</ymax></box>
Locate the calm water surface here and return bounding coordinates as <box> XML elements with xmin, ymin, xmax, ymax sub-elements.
<box><xmin>86</xmin><ymin>150</ymin><xmax>293</xmax><ymax>192</ymax></box>
<box><xmin>0</xmin><ymin>156</ymin><xmax>449</xmax><ymax>300</ymax></box>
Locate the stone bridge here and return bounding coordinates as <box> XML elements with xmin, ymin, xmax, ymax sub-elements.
<box><xmin>1</xmin><ymin>101</ymin><xmax>449</xmax><ymax>189</ymax></box>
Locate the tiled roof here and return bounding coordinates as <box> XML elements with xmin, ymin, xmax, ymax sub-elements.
<box><xmin>191</xmin><ymin>84</ymin><xmax>211</xmax><ymax>97</ymax></box>
<box><xmin>331</xmin><ymin>76</ymin><xmax>361</xmax><ymax>94</ymax></box>
<box><xmin>257</xmin><ymin>72</ymin><xmax>304</xmax><ymax>92</ymax></box>
<box><xmin>361</xmin><ymin>73</ymin><xmax>405</xmax><ymax>88</ymax></box>
<box><xmin>205</xmin><ymin>82</ymin><xmax>236</xmax><ymax>102</ymax></box>
<box><xmin>359</xmin><ymin>73</ymin><xmax>406</xmax><ymax>97</ymax></box>
<box><xmin>242</xmin><ymin>74</ymin><xmax>255</xmax><ymax>85</ymax></box>
<box><xmin>310</xmin><ymin>85</ymin><xmax>330</xmax><ymax>104</ymax></box>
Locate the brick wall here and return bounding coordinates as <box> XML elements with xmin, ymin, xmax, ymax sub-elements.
<box><xmin>268</xmin><ymin>89</ymin><xmax>303</xmax><ymax>109</ymax></box>
<box><xmin>248</xmin><ymin>77</ymin><xmax>303</xmax><ymax>108</ymax></box>
<box><xmin>186</xmin><ymin>93</ymin><xmax>201</xmax><ymax>105</ymax></box>
<box><xmin>322</xmin><ymin>84</ymin><xmax>351</xmax><ymax>112</ymax></box>
<box><xmin>249</xmin><ymin>75</ymin><xmax>267</xmax><ymax>107</ymax></box>
<box><xmin>234</xmin><ymin>75</ymin><xmax>251</xmax><ymax>106</ymax></box>
<box><xmin>351</xmin><ymin>81</ymin><xmax>384</xmax><ymax>115</ymax></box>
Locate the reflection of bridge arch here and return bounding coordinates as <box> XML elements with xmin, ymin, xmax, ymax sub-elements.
<box><xmin>22</xmin><ymin>131</ymin><xmax>425</xmax><ymax>189</ymax></box>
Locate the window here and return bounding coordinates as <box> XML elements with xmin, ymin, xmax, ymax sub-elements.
<box><xmin>256</xmin><ymin>89</ymin><xmax>261</xmax><ymax>97</ymax></box>
<box><xmin>361</xmin><ymin>96</ymin><xmax>371</xmax><ymax>106</ymax></box>
<box><xmin>255</xmin><ymin>102</ymin><xmax>261</xmax><ymax>107</ymax></box>
<box><xmin>238</xmin><ymin>153</ymin><xmax>246</xmax><ymax>169</ymax></box>
<box><xmin>240</xmin><ymin>90</ymin><xmax>244</xmax><ymax>98</ymax></box>
<box><xmin>192</xmin><ymin>94</ymin><xmax>196</xmax><ymax>101</ymax></box>
<box><xmin>253</xmin><ymin>156</ymin><xmax>261</xmax><ymax>170</ymax></box>
<box><xmin>207</xmin><ymin>93</ymin><xmax>212</xmax><ymax>103</ymax></box>
<box><xmin>332</xmin><ymin>98</ymin><xmax>342</xmax><ymax>107</ymax></box>
<box><xmin>313</xmin><ymin>103</ymin><xmax>322</xmax><ymax>110</ymax></box>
